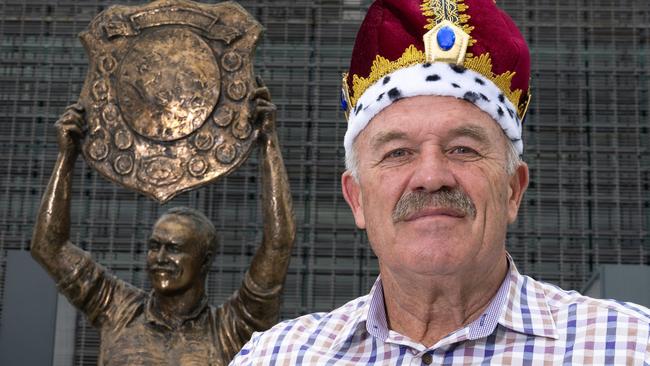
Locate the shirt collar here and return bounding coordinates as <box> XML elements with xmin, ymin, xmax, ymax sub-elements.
<box><xmin>330</xmin><ymin>279</ymin><xmax>379</xmax><ymax>351</ymax></box>
<box><xmin>465</xmin><ymin>264</ymin><xmax>511</xmax><ymax>340</ymax></box>
<box><xmin>366</xmin><ymin>277</ymin><xmax>390</xmax><ymax>341</ymax></box>
<box><xmin>331</xmin><ymin>253</ymin><xmax>559</xmax><ymax>351</ymax></box>
<box><xmin>364</xmin><ymin>270</ymin><xmax>513</xmax><ymax>346</ymax></box>
<box><xmin>145</xmin><ymin>291</ymin><xmax>210</xmax><ymax>330</ymax></box>
<box><xmin>499</xmin><ymin>256</ymin><xmax>559</xmax><ymax>339</ymax></box>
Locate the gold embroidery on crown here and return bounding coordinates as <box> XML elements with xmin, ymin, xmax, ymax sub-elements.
<box><xmin>350</xmin><ymin>45</ymin><xmax>426</xmax><ymax>108</ymax></box>
<box><xmin>421</xmin><ymin>0</ymin><xmax>460</xmax><ymax>24</ymax></box>
<box><xmin>347</xmin><ymin>48</ymin><xmax>526</xmax><ymax>118</ymax></box>
<box><xmin>421</xmin><ymin>0</ymin><xmax>476</xmax><ymax>51</ymax></box>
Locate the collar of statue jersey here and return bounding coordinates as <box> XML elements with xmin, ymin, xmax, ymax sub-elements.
<box><xmin>341</xmin><ymin>0</ymin><xmax>532</xmax><ymax>159</ymax></box>
<box><xmin>145</xmin><ymin>292</ymin><xmax>210</xmax><ymax>330</ymax></box>
<box><xmin>329</xmin><ymin>254</ymin><xmax>559</xmax><ymax>352</ymax></box>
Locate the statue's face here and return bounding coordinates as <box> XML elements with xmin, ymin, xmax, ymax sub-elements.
<box><xmin>146</xmin><ymin>214</ymin><xmax>206</xmax><ymax>295</ymax></box>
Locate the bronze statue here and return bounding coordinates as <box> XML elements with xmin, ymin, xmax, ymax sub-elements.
<box><xmin>31</xmin><ymin>80</ymin><xmax>295</xmax><ymax>365</ymax></box>
<box><xmin>31</xmin><ymin>1</ymin><xmax>295</xmax><ymax>363</ymax></box>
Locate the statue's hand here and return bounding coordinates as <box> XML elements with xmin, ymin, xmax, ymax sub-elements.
<box><xmin>55</xmin><ymin>103</ymin><xmax>85</xmax><ymax>157</ymax></box>
<box><xmin>251</xmin><ymin>76</ymin><xmax>277</xmax><ymax>142</ymax></box>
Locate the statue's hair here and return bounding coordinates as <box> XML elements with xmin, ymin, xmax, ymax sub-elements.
<box><xmin>160</xmin><ymin>207</ymin><xmax>219</xmax><ymax>264</ymax></box>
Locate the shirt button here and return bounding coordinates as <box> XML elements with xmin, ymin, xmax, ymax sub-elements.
<box><xmin>422</xmin><ymin>353</ymin><xmax>433</xmax><ymax>365</ymax></box>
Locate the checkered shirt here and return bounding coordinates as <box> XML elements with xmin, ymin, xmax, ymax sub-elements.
<box><xmin>230</xmin><ymin>258</ymin><xmax>650</xmax><ymax>365</ymax></box>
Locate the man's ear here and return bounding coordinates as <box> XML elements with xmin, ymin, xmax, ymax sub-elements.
<box><xmin>341</xmin><ymin>171</ymin><xmax>366</xmax><ymax>229</ymax></box>
<box><xmin>507</xmin><ymin>162</ymin><xmax>529</xmax><ymax>224</ymax></box>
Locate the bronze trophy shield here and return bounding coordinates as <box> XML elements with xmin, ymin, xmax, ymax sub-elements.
<box><xmin>78</xmin><ymin>0</ymin><xmax>263</xmax><ymax>203</ymax></box>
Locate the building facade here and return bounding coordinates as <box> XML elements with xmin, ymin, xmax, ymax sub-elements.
<box><xmin>0</xmin><ymin>0</ymin><xmax>648</xmax><ymax>364</ymax></box>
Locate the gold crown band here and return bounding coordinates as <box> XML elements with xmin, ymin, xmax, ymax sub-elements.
<box><xmin>344</xmin><ymin>47</ymin><xmax>528</xmax><ymax>119</ymax></box>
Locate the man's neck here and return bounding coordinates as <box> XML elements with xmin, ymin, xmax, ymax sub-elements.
<box><xmin>380</xmin><ymin>254</ymin><xmax>508</xmax><ymax>348</ymax></box>
<box><xmin>152</xmin><ymin>284</ymin><xmax>207</xmax><ymax>327</ymax></box>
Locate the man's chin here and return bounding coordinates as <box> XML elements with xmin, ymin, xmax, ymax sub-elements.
<box><xmin>149</xmin><ymin>273</ymin><xmax>181</xmax><ymax>291</ymax></box>
<box><xmin>394</xmin><ymin>219</ymin><xmax>468</xmax><ymax>242</ymax></box>
<box><xmin>385</xmin><ymin>236</ymin><xmax>469</xmax><ymax>267</ymax></box>
<box><xmin>387</xmin><ymin>252</ymin><xmax>467</xmax><ymax>277</ymax></box>
<box><xmin>151</xmin><ymin>283</ymin><xmax>184</xmax><ymax>296</ymax></box>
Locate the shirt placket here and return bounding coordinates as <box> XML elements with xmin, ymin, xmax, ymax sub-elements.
<box><xmin>384</xmin><ymin>326</ymin><xmax>471</xmax><ymax>365</ymax></box>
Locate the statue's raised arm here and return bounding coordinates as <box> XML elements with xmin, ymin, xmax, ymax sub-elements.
<box><xmin>31</xmin><ymin>103</ymin><xmax>87</xmax><ymax>280</ymax></box>
<box><xmin>249</xmin><ymin>77</ymin><xmax>296</xmax><ymax>296</ymax></box>
<box><xmin>215</xmin><ymin>78</ymin><xmax>296</xmax><ymax>360</ymax></box>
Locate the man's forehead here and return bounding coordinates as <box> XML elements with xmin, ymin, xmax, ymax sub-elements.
<box><xmin>151</xmin><ymin>216</ymin><xmax>199</xmax><ymax>242</ymax></box>
<box><xmin>365</xmin><ymin>120</ymin><xmax>497</xmax><ymax>151</ymax></box>
<box><xmin>446</xmin><ymin>125</ymin><xmax>492</xmax><ymax>143</ymax></box>
<box><xmin>372</xmin><ymin>122</ymin><xmax>490</xmax><ymax>139</ymax></box>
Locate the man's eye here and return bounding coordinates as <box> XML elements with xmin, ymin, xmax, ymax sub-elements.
<box><xmin>450</xmin><ymin>146</ymin><xmax>479</xmax><ymax>155</ymax></box>
<box><xmin>148</xmin><ymin>242</ymin><xmax>160</xmax><ymax>251</ymax></box>
<box><xmin>384</xmin><ymin>148</ymin><xmax>409</xmax><ymax>159</ymax></box>
<box><xmin>167</xmin><ymin>245</ymin><xmax>180</xmax><ymax>254</ymax></box>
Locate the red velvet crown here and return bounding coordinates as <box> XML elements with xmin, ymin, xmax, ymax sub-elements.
<box><xmin>343</xmin><ymin>0</ymin><xmax>531</xmax><ymax>120</ymax></box>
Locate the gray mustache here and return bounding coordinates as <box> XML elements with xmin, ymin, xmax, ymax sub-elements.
<box><xmin>392</xmin><ymin>188</ymin><xmax>476</xmax><ymax>222</ymax></box>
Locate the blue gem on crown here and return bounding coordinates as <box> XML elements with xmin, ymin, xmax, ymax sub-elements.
<box><xmin>436</xmin><ymin>26</ymin><xmax>456</xmax><ymax>51</ymax></box>
<box><xmin>340</xmin><ymin>89</ymin><xmax>348</xmax><ymax>111</ymax></box>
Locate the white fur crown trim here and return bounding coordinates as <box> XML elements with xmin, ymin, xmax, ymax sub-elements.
<box><xmin>344</xmin><ymin>62</ymin><xmax>523</xmax><ymax>157</ymax></box>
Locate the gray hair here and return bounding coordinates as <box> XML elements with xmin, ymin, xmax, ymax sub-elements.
<box><xmin>503</xmin><ymin>137</ymin><xmax>523</xmax><ymax>175</ymax></box>
<box><xmin>345</xmin><ymin>135</ymin><xmax>522</xmax><ymax>181</ymax></box>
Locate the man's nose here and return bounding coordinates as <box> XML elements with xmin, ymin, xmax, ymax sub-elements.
<box><xmin>408</xmin><ymin>150</ymin><xmax>457</xmax><ymax>192</ymax></box>
<box><xmin>156</xmin><ymin>246</ymin><xmax>168</xmax><ymax>262</ymax></box>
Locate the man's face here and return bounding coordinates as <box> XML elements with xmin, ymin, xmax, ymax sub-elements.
<box><xmin>342</xmin><ymin>95</ymin><xmax>528</xmax><ymax>277</ymax></box>
<box><xmin>146</xmin><ymin>214</ymin><xmax>207</xmax><ymax>295</ymax></box>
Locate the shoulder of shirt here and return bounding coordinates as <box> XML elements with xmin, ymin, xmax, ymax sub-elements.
<box><xmin>529</xmin><ymin>275</ymin><xmax>650</xmax><ymax>326</ymax></box>
<box><xmin>248</xmin><ymin>293</ymin><xmax>370</xmax><ymax>344</ymax></box>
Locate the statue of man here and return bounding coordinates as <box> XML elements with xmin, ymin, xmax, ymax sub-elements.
<box><xmin>30</xmin><ymin>82</ymin><xmax>295</xmax><ymax>365</ymax></box>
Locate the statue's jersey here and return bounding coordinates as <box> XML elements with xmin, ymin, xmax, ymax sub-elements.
<box><xmin>57</xmin><ymin>250</ymin><xmax>279</xmax><ymax>365</ymax></box>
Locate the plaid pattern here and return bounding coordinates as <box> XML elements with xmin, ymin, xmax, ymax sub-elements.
<box><xmin>230</xmin><ymin>257</ymin><xmax>650</xmax><ymax>365</ymax></box>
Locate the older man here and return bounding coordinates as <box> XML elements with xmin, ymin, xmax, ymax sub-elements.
<box><xmin>231</xmin><ymin>0</ymin><xmax>650</xmax><ymax>364</ymax></box>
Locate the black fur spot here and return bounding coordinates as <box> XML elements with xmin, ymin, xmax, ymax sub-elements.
<box><xmin>450</xmin><ymin>64</ymin><xmax>466</xmax><ymax>73</ymax></box>
<box><xmin>510</xmin><ymin>138</ymin><xmax>521</xmax><ymax>143</ymax></box>
<box><xmin>507</xmin><ymin>108</ymin><xmax>515</xmax><ymax>119</ymax></box>
<box><xmin>498</xmin><ymin>93</ymin><xmax>505</xmax><ymax>103</ymax></box>
<box><xmin>355</xmin><ymin>103</ymin><xmax>363</xmax><ymax>115</ymax></box>
<box><xmin>451</xmin><ymin>83</ymin><xmax>461</xmax><ymax>88</ymax></box>
<box><xmin>388</xmin><ymin>87</ymin><xmax>401</xmax><ymax>101</ymax></box>
<box><xmin>480</xmin><ymin>93</ymin><xmax>490</xmax><ymax>102</ymax></box>
<box><xmin>497</xmin><ymin>106</ymin><xmax>504</xmax><ymax>117</ymax></box>
<box><xmin>426</xmin><ymin>74</ymin><xmax>440</xmax><ymax>82</ymax></box>
<box><xmin>463</xmin><ymin>91</ymin><xmax>479</xmax><ymax>103</ymax></box>
<box><xmin>475</xmin><ymin>77</ymin><xmax>485</xmax><ymax>85</ymax></box>
<box><xmin>383</xmin><ymin>76</ymin><xmax>391</xmax><ymax>85</ymax></box>
<box><xmin>376</xmin><ymin>92</ymin><xmax>385</xmax><ymax>102</ymax></box>
<box><xmin>422</xmin><ymin>63</ymin><xmax>432</xmax><ymax>68</ymax></box>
